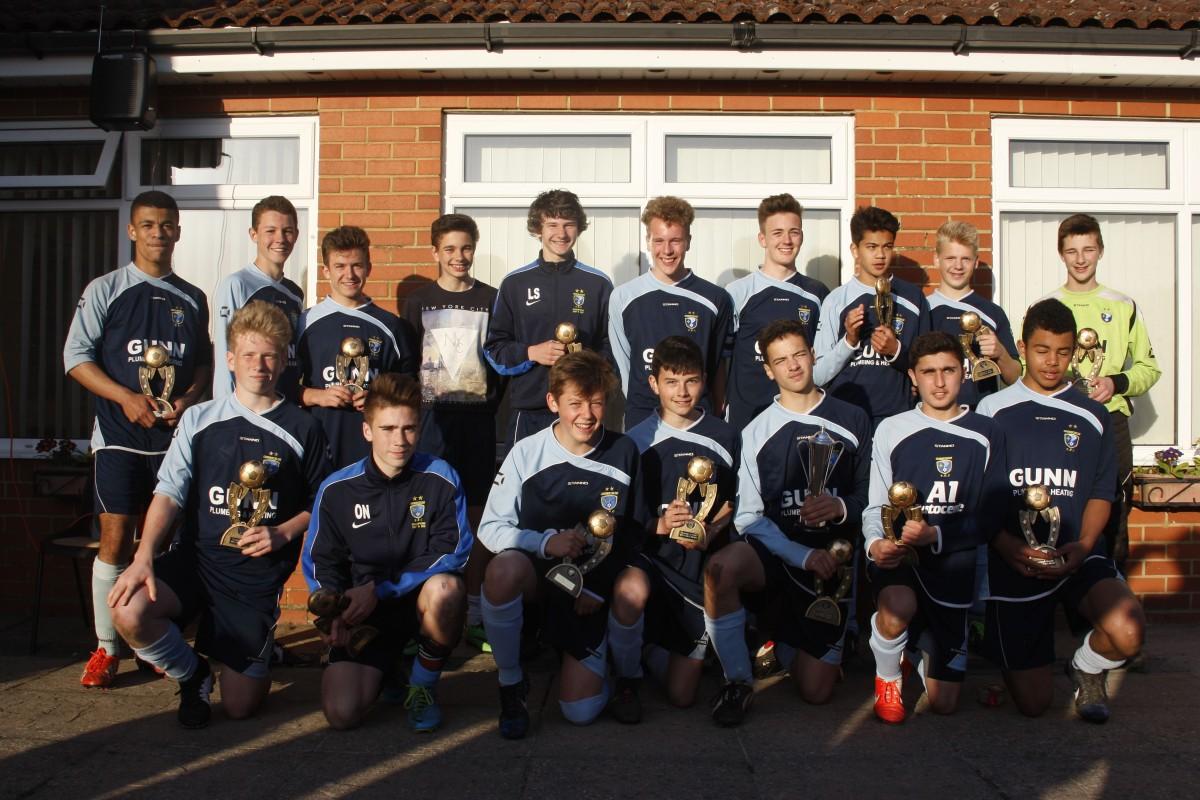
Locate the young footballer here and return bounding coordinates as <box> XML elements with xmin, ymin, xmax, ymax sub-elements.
<box><xmin>624</xmin><ymin>336</ymin><xmax>737</xmax><ymax>712</ymax></box>
<box><xmin>725</xmin><ymin>194</ymin><xmax>829</xmax><ymax>429</ymax></box>
<box><xmin>403</xmin><ymin>213</ymin><xmax>501</xmax><ymax>652</ymax></box>
<box><xmin>302</xmin><ymin>373</ymin><xmax>472</xmax><ymax>733</ymax></box>
<box><xmin>108</xmin><ymin>302</ymin><xmax>330</xmax><ymax>728</ymax></box>
<box><xmin>483</xmin><ymin>189</ymin><xmax>612</xmax><ymax>450</ymax></box>
<box><xmin>1042</xmin><ymin>214</ymin><xmax>1160</xmax><ymax>568</ymax></box>
<box><xmin>812</xmin><ymin>206</ymin><xmax>931</xmax><ymax>426</ymax></box>
<box><xmin>977</xmin><ymin>298</ymin><xmax>1144</xmax><ymax>723</ymax></box>
<box><xmin>926</xmin><ymin>221</ymin><xmax>1021</xmax><ymax>408</ymax></box>
<box><xmin>298</xmin><ymin>226</ymin><xmax>415</xmax><ymax>469</ymax></box>
<box><xmin>704</xmin><ymin>320</ymin><xmax>871</xmax><ymax>726</ymax></box>
<box><xmin>478</xmin><ymin>350</ymin><xmax>644</xmax><ymax>738</ymax></box>
<box><xmin>609</xmin><ymin>196</ymin><xmax>734</xmax><ymax>428</ymax></box>
<box><xmin>863</xmin><ymin>331</ymin><xmax>1007</xmax><ymax>723</ymax></box>
<box><xmin>64</xmin><ymin>190</ymin><xmax>212</xmax><ymax>687</ymax></box>
<box><xmin>212</xmin><ymin>196</ymin><xmax>304</xmax><ymax>401</ymax></box>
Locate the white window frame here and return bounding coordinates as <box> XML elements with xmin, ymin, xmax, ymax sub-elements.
<box><xmin>992</xmin><ymin>117</ymin><xmax>1199</xmax><ymax>463</ymax></box>
<box><xmin>0</xmin><ymin>123</ymin><xmax>120</xmax><ymax>189</ymax></box>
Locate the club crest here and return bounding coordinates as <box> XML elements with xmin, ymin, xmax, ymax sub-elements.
<box><xmin>572</xmin><ymin>289</ymin><xmax>586</xmax><ymax>309</ymax></box>
<box><xmin>409</xmin><ymin>496</ymin><xmax>427</xmax><ymax>527</ymax></box>
<box><xmin>262</xmin><ymin>453</ymin><xmax>282</xmax><ymax>475</ymax></box>
<box><xmin>935</xmin><ymin>456</ymin><xmax>953</xmax><ymax>476</ymax></box>
<box><xmin>892</xmin><ymin>315</ymin><xmax>905</xmax><ymax>334</ymax></box>
<box><xmin>683</xmin><ymin>311</ymin><xmax>700</xmax><ymax>332</ymax></box>
<box><xmin>367</xmin><ymin>336</ymin><xmax>383</xmax><ymax>358</ymax></box>
<box><xmin>1101</xmin><ymin>311</ymin><xmax>1112</xmax><ymax>323</ymax></box>
<box><xmin>170</xmin><ymin>306</ymin><xmax>185</xmax><ymax>327</ymax></box>
<box><xmin>798</xmin><ymin>306</ymin><xmax>812</xmax><ymax>325</ymax></box>
<box><xmin>1063</xmin><ymin>429</ymin><xmax>1081</xmax><ymax>452</ymax></box>
<box><xmin>600</xmin><ymin>489</ymin><xmax>619</xmax><ymax>512</ymax></box>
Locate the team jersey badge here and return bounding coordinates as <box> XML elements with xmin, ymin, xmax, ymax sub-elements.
<box><xmin>1101</xmin><ymin>311</ymin><xmax>1112</xmax><ymax>323</ymax></box>
<box><xmin>367</xmin><ymin>336</ymin><xmax>383</xmax><ymax>358</ymax></box>
<box><xmin>683</xmin><ymin>311</ymin><xmax>700</xmax><ymax>332</ymax></box>
<box><xmin>1063</xmin><ymin>429</ymin><xmax>1081</xmax><ymax>452</ymax></box>
<box><xmin>262</xmin><ymin>452</ymin><xmax>282</xmax><ymax>475</ymax></box>
<box><xmin>409</xmin><ymin>496</ymin><xmax>427</xmax><ymax>528</ymax></box>
<box><xmin>600</xmin><ymin>489</ymin><xmax>619</xmax><ymax>512</ymax></box>
<box><xmin>170</xmin><ymin>306</ymin><xmax>186</xmax><ymax>326</ymax></box>
<box><xmin>892</xmin><ymin>314</ymin><xmax>905</xmax><ymax>334</ymax></box>
<box><xmin>798</xmin><ymin>306</ymin><xmax>811</xmax><ymax>325</ymax></box>
<box><xmin>572</xmin><ymin>289</ymin><xmax>586</xmax><ymax>310</ymax></box>
<box><xmin>935</xmin><ymin>456</ymin><xmax>954</xmax><ymax>476</ymax></box>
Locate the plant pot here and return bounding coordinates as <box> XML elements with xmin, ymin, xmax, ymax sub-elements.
<box><xmin>1131</xmin><ymin>474</ymin><xmax>1200</xmax><ymax>510</ymax></box>
<box><xmin>32</xmin><ymin>464</ymin><xmax>91</xmax><ymax>500</ymax></box>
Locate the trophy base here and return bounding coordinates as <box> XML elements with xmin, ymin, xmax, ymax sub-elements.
<box><xmin>308</xmin><ymin>588</ymin><xmax>350</xmax><ymax>618</ymax></box>
<box><xmin>971</xmin><ymin>359</ymin><xmax>1001</xmax><ymax>381</ymax></box>
<box><xmin>546</xmin><ymin>563</ymin><xmax>584</xmax><ymax>597</ymax></box>
<box><xmin>220</xmin><ymin>524</ymin><xmax>249</xmax><ymax>549</ymax></box>
<box><xmin>1030</xmin><ymin>546</ymin><xmax>1065</xmax><ymax>568</ymax></box>
<box><xmin>346</xmin><ymin>625</ymin><xmax>379</xmax><ymax>658</ymax></box>
<box><xmin>345</xmin><ymin>383</ymin><xmax>365</xmax><ymax>396</ymax></box>
<box><xmin>669</xmin><ymin>520</ymin><xmax>707</xmax><ymax>548</ymax></box>
<box><xmin>565</xmin><ymin>343</ymin><xmax>582</xmax><ymax>353</ymax></box>
<box><xmin>804</xmin><ymin>597</ymin><xmax>842</xmax><ymax>626</ymax></box>
<box><xmin>151</xmin><ymin>397</ymin><xmax>174</xmax><ymax>418</ymax></box>
<box><xmin>886</xmin><ymin>537</ymin><xmax>918</xmax><ymax>565</ymax></box>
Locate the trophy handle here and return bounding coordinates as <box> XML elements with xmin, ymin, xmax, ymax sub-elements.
<box><xmin>245</xmin><ymin>487</ymin><xmax>273</xmax><ymax>528</ymax></box>
<box><xmin>226</xmin><ymin>482</ymin><xmax>248</xmax><ymax>526</ymax></box>
<box><xmin>694</xmin><ymin>483</ymin><xmax>719</xmax><ymax>522</ymax></box>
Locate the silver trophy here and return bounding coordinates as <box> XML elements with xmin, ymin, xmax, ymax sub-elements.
<box><xmin>1019</xmin><ymin>484</ymin><xmax>1064</xmax><ymax>568</ymax></box>
<box><xmin>798</xmin><ymin>427</ymin><xmax>844</xmax><ymax>528</ymax></box>
<box><xmin>546</xmin><ymin>509</ymin><xmax>616</xmax><ymax>598</ymax></box>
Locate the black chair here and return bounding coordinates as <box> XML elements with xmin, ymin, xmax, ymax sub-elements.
<box><xmin>28</xmin><ymin>513</ymin><xmax>97</xmax><ymax>655</ymax></box>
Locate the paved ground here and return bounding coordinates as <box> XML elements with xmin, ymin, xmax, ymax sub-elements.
<box><xmin>0</xmin><ymin>617</ymin><xmax>1196</xmax><ymax>800</ymax></box>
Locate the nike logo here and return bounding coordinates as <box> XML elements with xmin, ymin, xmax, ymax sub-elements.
<box><xmin>351</xmin><ymin>520</ymin><xmax>372</xmax><ymax>529</ymax></box>
<box><xmin>525</xmin><ymin>298</ymin><xmax>542</xmax><ymax>306</ymax></box>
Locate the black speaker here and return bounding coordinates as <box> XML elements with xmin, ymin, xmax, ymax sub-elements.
<box><xmin>89</xmin><ymin>50</ymin><xmax>157</xmax><ymax>132</ymax></box>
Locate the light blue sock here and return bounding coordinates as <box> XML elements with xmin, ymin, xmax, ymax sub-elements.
<box><xmin>705</xmin><ymin>608</ymin><xmax>751</xmax><ymax>684</ymax></box>
<box><xmin>132</xmin><ymin>625</ymin><xmax>198</xmax><ymax>682</ymax></box>
<box><xmin>607</xmin><ymin>611</ymin><xmax>644</xmax><ymax>679</ymax></box>
<box><xmin>643</xmin><ymin>644</ymin><xmax>670</xmax><ymax>685</ymax></box>
<box><xmin>91</xmin><ymin>559</ymin><xmax>126</xmax><ymax>654</ymax></box>
<box><xmin>410</xmin><ymin>660</ymin><xmax>439</xmax><ymax>688</ymax></box>
<box><xmin>482</xmin><ymin>594</ymin><xmax>524</xmax><ymax>687</ymax></box>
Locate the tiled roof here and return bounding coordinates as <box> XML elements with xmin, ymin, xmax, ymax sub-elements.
<box><xmin>6</xmin><ymin>2</ymin><xmax>1199</xmax><ymax>34</ymax></box>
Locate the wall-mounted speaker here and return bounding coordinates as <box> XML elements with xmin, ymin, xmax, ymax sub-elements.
<box><xmin>89</xmin><ymin>49</ymin><xmax>157</xmax><ymax>132</ymax></box>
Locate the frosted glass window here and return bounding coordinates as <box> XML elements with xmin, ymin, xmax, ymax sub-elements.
<box><xmin>142</xmin><ymin>137</ymin><xmax>300</xmax><ymax>186</ymax></box>
<box><xmin>464</xmin><ymin>135</ymin><xmax>631</xmax><ymax>184</ymax></box>
<box><xmin>666</xmin><ymin>136</ymin><xmax>831</xmax><ymax>184</ymax></box>
<box><xmin>1009</xmin><ymin>140</ymin><xmax>1168</xmax><ymax>190</ymax></box>
<box><xmin>1193</xmin><ymin>216</ymin><xmax>1199</xmax><ymax>440</ymax></box>
<box><xmin>690</xmin><ymin>208</ymin><xmax>841</xmax><ymax>289</ymax></box>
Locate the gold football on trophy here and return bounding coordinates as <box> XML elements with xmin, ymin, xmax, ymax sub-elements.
<box><xmin>1025</xmin><ymin>484</ymin><xmax>1051</xmax><ymax>511</ymax></box>
<box><xmin>144</xmin><ymin>344</ymin><xmax>169</xmax><ymax>369</ymax></box>
<box><xmin>829</xmin><ymin>539</ymin><xmax>853</xmax><ymax>563</ymax></box>
<box><xmin>960</xmin><ymin>311</ymin><xmax>982</xmax><ymax>334</ymax></box>
<box><xmin>587</xmin><ymin>509</ymin><xmax>616</xmax><ymax>539</ymax></box>
<box><xmin>340</xmin><ymin>337</ymin><xmax>364</xmax><ymax>358</ymax></box>
<box><xmin>238</xmin><ymin>460</ymin><xmax>268</xmax><ymax>489</ymax></box>
<box><xmin>1077</xmin><ymin>328</ymin><xmax>1099</xmax><ymax>350</ymax></box>
<box><xmin>686</xmin><ymin>456</ymin><xmax>715</xmax><ymax>484</ymax></box>
<box><xmin>555</xmin><ymin>322</ymin><xmax>578</xmax><ymax>345</ymax></box>
<box><xmin>888</xmin><ymin>481</ymin><xmax>918</xmax><ymax>509</ymax></box>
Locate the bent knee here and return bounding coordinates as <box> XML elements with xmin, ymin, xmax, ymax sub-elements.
<box><xmin>222</xmin><ymin>700</ymin><xmax>261</xmax><ymax>721</ymax></box>
<box><xmin>799</xmin><ymin>683</ymin><xmax>834</xmax><ymax>706</ymax></box>
<box><xmin>323</xmin><ymin>704</ymin><xmax>363</xmax><ymax>731</ymax></box>
<box><xmin>560</xmin><ymin>692</ymin><xmax>608</xmax><ymax>725</ymax></box>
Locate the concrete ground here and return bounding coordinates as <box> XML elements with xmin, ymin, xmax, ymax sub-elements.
<box><xmin>0</xmin><ymin>617</ymin><xmax>1195</xmax><ymax>800</ymax></box>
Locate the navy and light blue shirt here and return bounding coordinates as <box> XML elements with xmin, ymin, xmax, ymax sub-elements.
<box><xmin>297</xmin><ymin>297</ymin><xmax>416</xmax><ymax>470</ymax></box>
<box><xmin>301</xmin><ymin>451</ymin><xmax>472</xmax><ymax>598</ymax></box>
<box><xmin>483</xmin><ymin>254</ymin><xmax>612</xmax><ymax>412</ymax></box>
<box><xmin>609</xmin><ymin>270</ymin><xmax>734</xmax><ymax>428</ymax></box>
<box><xmin>812</xmin><ymin>275</ymin><xmax>931</xmax><ymax>424</ymax></box>
<box><xmin>725</xmin><ymin>269</ymin><xmax>828</xmax><ymax>430</ymax></box>
<box><xmin>478</xmin><ymin>424</ymin><xmax>643</xmax><ymax>600</ymax></box>
<box><xmin>64</xmin><ymin>262</ymin><xmax>211</xmax><ymax>454</ymax></box>
<box><xmin>927</xmin><ymin>289</ymin><xmax>1018</xmax><ymax>408</ymax></box>
<box><xmin>735</xmin><ymin>393</ymin><xmax>872</xmax><ymax>594</ymax></box>
<box><xmin>863</xmin><ymin>406</ymin><xmax>1007</xmax><ymax>607</ymax></box>
<box><xmin>212</xmin><ymin>264</ymin><xmax>304</xmax><ymax>402</ymax></box>
<box><xmin>154</xmin><ymin>392</ymin><xmax>330</xmax><ymax>598</ymax></box>
<box><xmin>626</xmin><ymin>410</ymin><xmax>738</xmax><ymax>601</ymax></box>
<box><xmin>977</xmin><ymin>381</ymin><xmax>1116</xmax><ymax>602</ymax></box>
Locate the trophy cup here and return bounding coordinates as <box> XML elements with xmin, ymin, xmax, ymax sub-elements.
<box><xmin>138</xmin><ymin>344</ymin><xmax>176</xmax><ymax>418</ymax></box>
<box><xmin>873</xmin><ymin>275</ymin><xmax>894</xmax><ymax>330</ymax></box>
<box><xmin>1018</xmin><ymin>484</ymin><xmax>1064</xmax><ymax>568</ymax></box>
<box><xmin>219</xmin><ymin>460</ymin><xmax>273</xmax><ymax>549</ymax></box>
<box><xmin>308</xmin><ymin>588</ymin><xmax>378</xmax><ymax>657</ymax></box>
<box><xmin>335</xmin><ymin>337</ymin><xmax>370</xmax><ymax>394</ymax></box>
<box><xmin>1070</xmin><ymin>328</ymin><xmax>1105</xmax><ymax>391</ymax></box>
<box><xmin>669</xmin><ymin>456</ymin><xmax>719</xmax><ymax>547</ymax></box>
<box><xmin>805</xmin><ymin>539</ymin><xmax>854</xmax><ymax>626</ymax></box>
<box><xmin>881</xmin><ymin>481</ymin><xmax>922</xmax><ymax>565</ymax></box>
<box><xmin>555</xmin><ymin>322</ymin><xmax>583</xmax><ymax>354</ymax></box>
<box><xmin>798</xmin><ymin>426</ymin><xmax>844</xmax><ymax>528</ymax></box>
<box><xmin>959</xmin><ymin>311</ymin><xmax>1001</xmax><ymax>382</ymax></box>
<box><xmin>546</xmin><ymin>509</ymin><xmax>616</xmax><ymax>598</ymax></box>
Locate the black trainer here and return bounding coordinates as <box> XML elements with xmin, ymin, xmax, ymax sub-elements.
<box><xmin>177</xmin><ymin>656</ymin><xmax>213</xmax><ymax>729</ymax></box>
<box><xmin>610</xmin><ymin>677</ymin><xmax>643</xmax><ymax>724</ymax></box>
<box><xmin>498</xmin><ymin>676</ymin><xmax>530</xmax><ymax>740</ymax></box>
<box><xmin>1066</xmin><ymin>661</ymin><xmax>1111</xmax><ymax>724</ymax></box>
<box><xmin>711</xmin><ymin>680</ymin><xmax>754</xmax><ymax>727</ymax></box>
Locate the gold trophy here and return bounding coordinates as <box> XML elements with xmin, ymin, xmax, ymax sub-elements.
<box><xmin>805</xmin><ymin>539</ymin><xmax>854</xmax><ymax>626</ymax></box>
<box><xmin>881</xmin><ymin>481</ymin><xmax>922</xmax><ymax>565</ymax></box>
<box><xmin>669</xmin><ymin>456</ymin><xmax>719</xmax><ymax>548</ymax></box>
<box><xmin>219</xmin><ymin>460</ymin><xmax>273</xmax><ymax>549</ymax></box>
<box><xmin>546</xmin><ymin>509</ymin><xmax>617</xmax><ymax>598</ymax></box>
<box><xmin>1019</xmin><ymin>484</ymin><xmax>1064</xmax><ymax>568</ymax></box>
<box><xmin>1070</xmin><ymin>328</ymin><xmax>1105</xmax><ymax>392</ymax></box>
<box><xmin>334</xmin><ymin>337</ymin><xmax>370</xmax><ymax>394</ymax></box>
<box><xmin>307</xmin><ymin>588</ymin><xmax>379</xmax><ymax>657</ymax></box>
<box><xmin>959</xmin><ymin>311</ymin><xmax>1001</xmax><ymax>381</ymax></box>
<box><xmin>138</xmin><ymin>344</ymin><xmax>176</xmax><ymax>417</ymax></box>
<box><xmin>873</xmin><ymin>275</ymin><xmax>894</xmax><ymax>330</ymax></box>
<box><xmin>555</xmin><ymin>322</ymin><xmax>583</xmax><ymax>353</ymax></box>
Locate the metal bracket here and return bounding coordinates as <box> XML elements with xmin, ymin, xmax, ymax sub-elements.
<box><xmin>731</xmin><ymin>20</ymin><xmax>757</xmax><ymax>49</ymax></box>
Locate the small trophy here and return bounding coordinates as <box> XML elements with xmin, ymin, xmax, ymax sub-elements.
<box><xmin>669</xmin><ymin>456</ymin><xmax>719</xmax><ymax>547</ymax></box>
<box><xmin>219</xmin><ymin>460</ymin><xmax>273</xmax><ymax>549</ymax></box>
<box><xmin>1070</xmin><ymin>328</ymin><xmax>1105</xmax><ymax>391</ymax></box>
<box><xmin>798</xmin><ymin>426</ymin><xmax>844</xmax><ymax>528</ymax></box>
<box><xmin>334</xmin><ymin>337</ymin><xmax>370</xmax><ymax>394</ymax></box>
<box><xmin>308</xmin><ymin>588</ymin><xmax>378</xmax><ymax>657</ymax></box>
<box><xmin>555</xmin><ymin>322</ymin><xmax>583</xmax><ymax>353</ymax></box>
<box><xmin>960</xmin><ymin>311</ymin><xmax>1001</xmax><ymax>382</ymax></box>
<box><xmin>805</xmin><ymin>539</ymin><xmax>854</xmax><ymax>626</ymax></box>
<box><xmin>881</xmin><ymin>481</ymin><xmax>922</xmax><ymax>565</ymax></box>
<box><xmin>546</xmin><ymin>509</ymin><xmax>616</xmax><ymax>598</ymax></box>
<box><xmin>1019</xmin><ymin>484</ymin><xmax>1064</xmax><ymax>568</ymax></box>
<box><xmin>138</xmin><ymin>344</ymin><xmax>176</xmax><ymax>417</ymax></box>
<box><xmin>873</xmin><ymin>275</ymin><xmax>894</xmax><ymax>330</ymax></box>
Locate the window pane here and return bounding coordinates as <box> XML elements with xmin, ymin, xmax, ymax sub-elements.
<box><xmin>1009</xmin><ymin>140</ymin><xmax>1168</xmax><ymax>190</ymax></box>
<box><xmin>464</xmin><ymin>135</ymin><xmax>631</xmax><ymax>184</ymax></box>
<box><xmin>690</xmin><ymin>208</ymin><xmax>841</xmax><ymax>288</ymax></box>
<box><xmin>666</xmin><ymin>136</ymin><xmax>831</xmax><ymax>184</ymax></box>
<box><xmin>141</xmin><ymin>137</ymin><xmax>300</xmax><ymax>186</ymax></box>
<box><xmin>999</xmin><ymin>212</ymin><xmax>1176</xmax><ymax>446</ymax></box>
<box><xmin>0</xmin><ymin>141</ymin><xmax>103</xmax><ymax>176</ymax></box>
<box><xmin>1193</xmin><ymin>216</ymin><xmax>1199</xmax><ymax>441</ymax></box>
<box><xmin>0</xmin><ymin>211</ymin><xmax>116</xmax><ymax>439</ymax></box>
